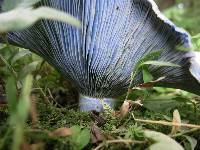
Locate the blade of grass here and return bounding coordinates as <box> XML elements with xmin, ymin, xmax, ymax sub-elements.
<box><xmin>11</xmin><ymin>74</ymin><xmax>33</xmax><ymax>150</ymax></box>
<box><xmin>5</xmin><ymin>76</ymin><xmax>17</xmax><ymax>114</ymax></box>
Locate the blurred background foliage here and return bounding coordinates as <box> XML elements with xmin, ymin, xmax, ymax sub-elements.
<box><xmin>157</xmin><ymin>0</ymin><xmax>200</xmax><ymax>50</ymax></box>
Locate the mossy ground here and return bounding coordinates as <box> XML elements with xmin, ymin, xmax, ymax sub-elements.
<box><xmin>0</xmin><ymin>90</ymin><xmax>200</xmax><ymax>150</ymax></box>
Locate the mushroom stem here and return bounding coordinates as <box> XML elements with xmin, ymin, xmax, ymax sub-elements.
<box><xmin>79</xmin><ymin>95</ymin><xmax>115</xmax><ymax>112</ymax></box>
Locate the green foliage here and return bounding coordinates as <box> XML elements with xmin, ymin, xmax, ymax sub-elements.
<box><xmin>124</xmin><ymin>124</ymin><xmax>144</xmax><ymax>140</ymax></box>
<box><xmin>19</xmin><ymin>61</ymin><xmax>39</xmax><ymax>79</ymax></box>
<box><xmin>0</xmin><ymin>45</ymin><xmax>40</xmax><ymax>82</ymax></box>
<box><xmin>131</xmin><ymin>50</ymin><xmax>162</xmax><ymax>83</ymax></box>
<box><xmin>70</xmin><ymin>126</ymin><xmax>90</xmax><ymax>150</ymax></box>
<box><xmin>163</xmin><ymin>0</ymin><xmax>200</xmax><ymax>51</ymax></box>
<box><xmin>5</xmin><ymin>76</ymin><xmax>17</xmax><ymax>114</ymax></box>
<box><xmin>130</xmin><ymin>50</ymin><xmax>179</xmax><ymax>87</ymax></box>
<box><xmin>2</xmin><ymin>64</ymin><xmax>33</xmax><ymax>150</ymax></box>
<box><xmin>144</xmin><ymin>130</ymin><xmax>184</xmax><ymax>150</ymax></box>
<box><xmin>11</xmin><ymin>50</ymin><xmax>32</xmax><ymax>64</ymax></box>
<box><xmin>0</xmin><ymin>0</ymin><xmax>80</xmax><ymax>33</ymax></box>
<box><xmin>142</xmin><ymin>67</ymin><xmax>153</xmax><ymax>83</ymax></box>
<box><xmin>2</xmin><ymin>0</ymin><xmax>41</xmax><ymax>11</ymax></box>
<box><xmin>143</xmin><ymin>95</ymin><xmax>184</xmax><ymax>112</ymax></box>
<box><xmin>142</xmin><ymin>60</ymin><xmax>180</xmax><ymax>67</ymax></box>
<box><xmin>11</xmin><ymin>75</ymin><xmax>33</xmax><ymax>150</ymax></box>
<box><xmin>182</xmin><ymin>135</ymin><xmax>197</xmax><ymax>150</ymax></box>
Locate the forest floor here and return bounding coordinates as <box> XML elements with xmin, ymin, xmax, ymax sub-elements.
<box><xmin>0</xmin><ymin>64</ymin><xmax>200</xmax><ymax>150</ymax></box>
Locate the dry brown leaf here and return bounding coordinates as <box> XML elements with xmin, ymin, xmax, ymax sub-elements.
<box><xmin>171</xmin><ymin>109</ymin><xmax>181</xmax><ymax>135</ymax></box>
<box><xmin>30</xmin><ymin>142</ymin><xmax>44</xmax><ymax>150</ymax></box>
<box><xmin>138</xmin><ymin>76</ymin><xmax>166</xmax><ymax>88</ymax></box>
<box><xmin>20</xmin><ymin>140</ymin><xmax>31</xmax><ymax>150</ymax></box>
<box><xmin>50</xmin><ymin>127</ymin><xmax>72</xmax><ymax>137</ymax></box>
<box><xmin>131</xmin><ymin>99</ymin><xmax>143</xmax><ymax>108</ymax></box>
<box><xmin>117</xmin><ymin>99</ymin><xmax>143</xmax><ymax>119</ymax></box>
<box><xmin>30</xmin><ymin>94</ymin><xmax>38</xmax><ymax>125</ymax></box>
<box><xmin>91</xmin><ymin>123</ymin><xmax>104</xmax><ymax>144</ymax></box>
<box><xmin>90</xmin><ymin>111</ymin><xmax>106</xmax><ymax>127</ymax></box>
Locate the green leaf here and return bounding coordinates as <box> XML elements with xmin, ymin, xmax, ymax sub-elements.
<box><xmin>11</xmin><ymin>50</ymin><xmax>32</xmax><ymax>64</ymax></box>
<box><xmin>2</xmin><ymin>0</ymin><xmax>40</xmax><ymax>11</ymax></box>
<box><xmin>19</xmin><ymin>61</ymin><xmax>39</xmax><ymax>79</ymax></box>
<box><xmin>192</xmin><ymin>33</ymin><xmax>200</xmax><ymax>39</ymax></box>
<box><xmin>142</xmin><ymin>67</ymin><xmax>153</xmax><ymax>83</ymax></box>
<box><xmin>71</xmin><ymin>125</ymin><xmax>81</xmax><ymax>137</ymax></box>
<box><xmin>71</xmin><ymin>126</ymin><xmax>90</xmax><ymax>150</ymax></box>
<box><xmin>16</xmin><ymin>74</ymin><xmax>33</xmax><ymax>121</ymax></box>
<box><xmin>2</xmin><ymin>0</ymin><xmax>23</xmax><ymax>11</ymax></box>
<box><xmin>132</xmin><ymin>51</ymin><xmax>162</xmax><ymax>77</ymax></box>
<box><xmin>33</xmin><ymin>7</ymin><xmax>81</xmax><ymax>27</ymax></box>
<box><xmin>0</xmin><ymin>54</ymin><xmax>17</xmax><ymax>77</ymax></box>
<box><xmin>0</xmin><ymin>8</ymin><xmax>41</xmax><ymax>32</ymax></box>
<box><xmin>77</xmin><ymin>129</ymin><xmax>90</xmax><ymax>150</ymax></box>
<box><xmin>182</xmin><ymin>135</ymin><xmax>197</xmax><ymax>150</ymax></box>
<box><xmin>130</xmin><ymin>50</ymin><xmax>162</xmax><ymax>86</ymax></box>
<box><xmin>0</xmin><ymin>7</ymin><xmax>80</xmax><ymax>33</ymax></box>
<box><xmin>130</xmin><ymin>50</ymin><xmax>180</xmax><ymax>87</ymax></box>
<box><xmin>141</xmin><ymin>60</ymin><xmax>180</xmax><ymax>67</ymax></box>
<box><xmin>16</xmin><ymin>0</ymin><xmax>41</xmax><ymax>9</ymax></box>
<box><xmin>12</xmin><ymin>74</ymin><xmax>33</xmax><ymax>150</ymax></box>
<box><xmin>143</xmin><ymin>96</ymin><xmax>183</xmax><ymax>112</ymax></box>
<box><xmin>137</xmin><ymin>51</ymin><xmax>163</xmax><ymax>66</ymax></box>
<box><xmin>144</xmin><ymin>130</ymin><xmax>184</xmax><ymax>150</ymax></box>
<box><xmin>6</xmin><ymin>76</ymin><xmax>17</xmax><ymax>114</ymax></box>
<box><xmin>175</xmin><ymin>45</ymin><xmax>190</xmax><ymax>52</ymax></box>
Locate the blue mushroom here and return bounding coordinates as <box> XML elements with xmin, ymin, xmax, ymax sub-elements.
<box><xmin>0</xmin><ymin>0</ymin><xmax>200</xmax><ymax>111</ymax></box>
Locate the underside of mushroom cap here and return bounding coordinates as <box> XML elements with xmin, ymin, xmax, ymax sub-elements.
<box><xmin>1</xmin><ymin>0</ymin><xmax>200</xmax><ymax>97</ymax></box>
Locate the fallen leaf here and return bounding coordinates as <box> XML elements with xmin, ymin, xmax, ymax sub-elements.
<box><xmin>50</xmin><ymin>127</ymin><xmax>72</xmax><ymax>137</ymax></box>
<box><xmin>21</xmin><ymin>140</ymin><xmax>31</xmax><ymax>150</ymax></box>
<box><xmin>90</xmin><ymin>110</ymin><xmax>106</xmax><ymax>127</ymax></box>
<box><xmin>30</xmin><ymin>142</ymin><xmax>44</xmax><ymax>150</ymax></box>
<box><xmin>119</xmin><ymin>99</ymin><xmax>143</xmax><ymax>119</ymax></box>
<box><xmin>131</xmin><ymin>99</ymin><xmax>143</xmax><ymax>108</ymax></box>
<box><xmin>120</xmin><ymin>100</ymin><xmax>132</xmax><ymax>119</ymax></box>
<box><xmin>91</xmin><ymin>123</ymin><xmax>104</xmax><ymax>144</ymax></box>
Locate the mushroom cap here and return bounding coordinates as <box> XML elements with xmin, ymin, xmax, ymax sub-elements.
<box><xmin>4</xmin><ymin>0</ymin><xmax>200</xmax><ymax>97</ymax></box>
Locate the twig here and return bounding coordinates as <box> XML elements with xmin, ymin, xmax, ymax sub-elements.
<box><xmin>132</xmin><ymin>113</ymin><xmax>200</xmax><ymax>128</ymax></box>
<box><xmin>93</xmin><ymin>139</ymin><xmax>145</xmax><ymax>150</ymax></box>
<box><xmin>47</xmin><ymin>88</ymin><xmax>63</xmax><ymax>108</ymax></box>
<box><xmin>30</xmin><ymin>94</ymin><xmax>38</xmax><ymax>126</ymax></box>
